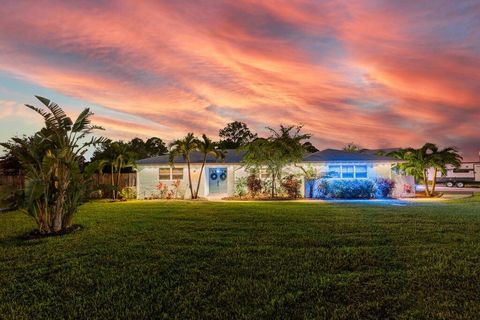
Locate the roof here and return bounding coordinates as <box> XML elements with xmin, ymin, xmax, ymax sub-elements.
<box><xmin>136</xmin><ymin>149</ymin><xmax>246</xmax><ymax>165</ymax></box>
<box><xmin>137</xmin><ymin>148</ymin><xmax>398</xmax><ymax>165</ymax></box>
<box><xmin>303</xmin><ymin>149</ymin><xmax>398</xmax><ymax>162</ymax></box>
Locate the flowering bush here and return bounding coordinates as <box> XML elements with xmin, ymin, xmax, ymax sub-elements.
<box><xmin>156</xmin><ymin>182</ymin><xmax>169</xmax><ymax>199</ymax></box>
<box><xmin>373</xmin><ymin>178</ymin><xmax>395</xmax><ymax>198</ymax></box>
<box><xmin>281</xmin><ymin>175</ymin><xmax>301</xmax><ymax>198</ymax></box>
<box><xmin>247</xmin><ymin>174</ymin><xmax>262</xmax><ymax>197</ymax></box>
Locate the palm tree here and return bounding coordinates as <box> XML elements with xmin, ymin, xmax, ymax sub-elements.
<box><xmin>169</xmin><ymin>133</ymin><xmax>199</xmax><ymax>199</ymax></box>
<box><xmin>99</xmin><ymin>142</ymin><xmax>136</xmax><ymax>200</ymax></box>
<box><xmin>389</xmin><ymin>146</ymin><xmax>433</xmax><ymax>196</ymax></box>
<box><xmin>430</xmin><ymin>145</ymin><xmax>462</xmax><ymax>194</ymax></box>
<box><xmin>1</xmin><ymin>96</ymin><xmax>106</xmax><ymax>233</ymax></box>
<box><xmin>388</xmin><ymin>143</ymin><xmax>462</xmax><ymax>197</ymax></box>
<box><xmin>195</xmin><ymin>134</ymin><xmax>225</xmax><ymax>198</ymax></box>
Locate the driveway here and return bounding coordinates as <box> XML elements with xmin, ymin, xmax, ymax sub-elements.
<box><xmin>417</xmin><ymin>185</ymin><xmax>480</xmax><ymax>194</ymax></box>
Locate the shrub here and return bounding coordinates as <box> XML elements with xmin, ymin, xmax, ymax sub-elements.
<box><xmin>313</xmin><ymin>179</ymin><xmax>374</xmax><ymax>199</ymax></box>
<box><xmin>247</xmin><ymin>174</ymin><xmax>262</xmax><ymax>197</ymax></box>
<box><xmin>89</xmin><ymin>189</ymin><xmax>103</xmax><ymax>199</ymax></box>
<box><xmin>120</xmin><ymin>187</ymin><xmax>136</xmax><ymax>199</ymax></box>
<box><xmin>374</xmin><ymin>178</ymin><xmax>395</xmax><ymax>198</ymax></box>
<box><xmin>235</xmin><ymin>177</ymin><xmax>248</xmax><ymax>197</ymax></box>
<box><xmin>281</xmin><ymin>175</ymin><xmax>301</xmax><ymax>198</ymax></box>
<box><xmin>156</xmin><ymin>183</ymin><xmax>169</xmax><ymax>199</ymax></box>
<box><xmin>312</xmin><ymin>178</ymin><xmax>396</xmax><ymax>199</ymax></box>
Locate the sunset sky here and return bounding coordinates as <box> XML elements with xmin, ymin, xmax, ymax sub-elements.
<box><xmin>0</xmin><ymin>0</ymin><xmax>479</xmax><ymax>160</ymax></box>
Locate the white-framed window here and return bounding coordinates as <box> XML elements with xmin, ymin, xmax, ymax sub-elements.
<box><xmin>159</xmin><ymin>167</ymin><xmax>184</xmax><ymax>180</ymax></box>
<box><xmin>355</xmin><ymin>165</ymin><xmax>367</xmax><ymax>178</ymax></box>
<box><xmin>328</xmin><ymin>165</ymin><xmax>341</xmax><ymax>178</ymax></box>
<box><xmin>260</xmin><ymin>168</ymin><xmax>270</xmax><ymax>180</ymax></box>
<box><xmin>327</xmin><ymin>164</ymin><xmax>369</xmax><ymax>179</ymax></box>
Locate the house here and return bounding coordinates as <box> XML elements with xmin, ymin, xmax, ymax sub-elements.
<box><xmin>136</xmin><ymin>149</ymin><xmax>414</xmax><ymax>199</ymax></box>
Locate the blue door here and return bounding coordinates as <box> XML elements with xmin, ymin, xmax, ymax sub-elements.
<box><xmin>208</xmin><ymin>168</ymin><xmax>228</xmax><ymax>194</ymax></box>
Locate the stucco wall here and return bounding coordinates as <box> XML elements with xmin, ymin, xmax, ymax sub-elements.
<box><xmin>138</xmin><ymin>161</ymin><xmax>404</xmax><ymax>199</ymax></box>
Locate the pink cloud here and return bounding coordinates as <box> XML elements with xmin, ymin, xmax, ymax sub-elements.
<box><xmin>0</xmin><ymin>0</ymin><xmax>478</xmax><ymax>159</ymax></box>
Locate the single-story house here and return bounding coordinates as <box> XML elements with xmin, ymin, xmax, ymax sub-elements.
<box><xmin>136</xmin><ymin>149</ymin><xmax>415</xmax><ymax>199</ymax></box>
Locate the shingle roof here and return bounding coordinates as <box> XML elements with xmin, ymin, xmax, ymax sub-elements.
<box><xmin>136</xmin><ymin>149</ymin><xmax>246</xmax><ymax>165</ymax></box>
<box><xmin>137</xmin><ymin>148</ymin><xmax>398</xmax><ymax>165</ymax></box>
<box><xmin>303</xmin><ymin>149</ymin><xmax>398</xmax><ymax>162</ymax></box>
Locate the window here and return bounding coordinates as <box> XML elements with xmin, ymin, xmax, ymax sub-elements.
<box><xmin>159</xmin><ymin>167</ymin><xmax>184</xmax><ymax>180</ymax></box>
<box><xmin>328</xmin><ymin>165</ymin><xmax>341</xmax><ymax>178</ymax></box>
<box><xmin>355</xmin><ymin>165</ymin><xmax>367</xmax><ymax>178</ymax></box>
<box><xmin>159</xmin><ymin>168</ymin><xmax>171</xmax><ymax>180</ymax></box>
<box><xmin>342</xmin><ymin>165</ymin><xmax>354</xmax><ymax>178</ymax></box>
<box><xmin>172</xmin><ymin>168</ymin><xmax>184</xmax><ymax>180</ymax></box>
<box><xmin>327</xmin><ymin>165</ymin><xmax>368</xmax><ymax>179</ymax></box>
<box><xmin>260</xmin><ymin>169</ymin><xmax>270</xmax><ymax>180</ymax></box>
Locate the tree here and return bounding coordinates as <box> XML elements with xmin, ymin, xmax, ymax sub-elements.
<box><xmin>0</xmin><ymin>96</ymin><xmax>106</xmax><ymax>233</ymax></box>
<box><xmin>129</xmin><ymin>137</ymin><xmax>167</xmax><ymax>158</ymax></box>
<box><xmin>218</xmin><ymin>121</ymin><xmax>257</xmax><ymax>149</ymax></box>
<box><xmin>242</xmin><ymin>125</ymin><xmax>310</xmax><ymax>198</ymax></box>
<box><xmin>303</xmin><ymin>141</ymin><xmax>318</xmax><ymax>153</ymax></box>
<box><xmin>343</xmin><ymin>143</ymin><xmax>361</xmax><ymax>152</ymax></box>
<box><xmin>107</xmin><ymin>142</ymin><xmax>137</xmax><ymax>199</ymax></box>
<box><xmin>92</xmin><ymin>137</ymin><xmax>167</xmax><ymax>164</ymax></box>
<box><xmin>429</xmin><ymin>145</ymin><xmax>462</xmax><ymax>194</ymax></box>
<box><xmin>169</xmin><ymin>133</ymin><xmax>199</xmax><ymax>199</ymax></box>
<box><xmin>388</xmin><ymin>143</ymin><xmax>462</xmax><ymax>197</ymax></box>
<box><xmin>0</xmin><ymin>148</ymin><xmax>22</xmax><ymax>176</ymax></box>
<box><xmin>194</xmin><ymin>134</ymin><xmax>225</xmax><ymax>199</ymax></box>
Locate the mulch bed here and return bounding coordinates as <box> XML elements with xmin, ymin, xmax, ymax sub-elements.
<box><xmin>21</xmin><ymin>224</ymin><xmax>84</xmax><ymax>240</ymax></box>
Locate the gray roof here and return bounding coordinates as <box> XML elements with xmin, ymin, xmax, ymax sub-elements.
<box><xmin>136</xmin><ymin>149</ymin><xmax>246</xmax><ymax>165</ymax></box>
<box><xmin>304</xmin><ymin>149</ymin><xmax>398</xmax><ymax>162</ymax></box>
<box><xmin>137</xmin><ymin>148</ymin><xmax>398</xmax><ymax>165</ymax></box>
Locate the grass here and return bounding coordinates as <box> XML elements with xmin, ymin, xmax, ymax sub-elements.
<box><xmin>1</xmin><ymin>197</ymin><xmax>480</xmax><ymax>319</ymax></box>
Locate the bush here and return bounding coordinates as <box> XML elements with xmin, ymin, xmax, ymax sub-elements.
<box><xmin>374</xmin><ymin>178</ymin><xmax>395</xmax><ymax>198</ymax></box>
<box><xmin>120</xmin><ymin>187</ymin><xmax>136</xmax><ymax>199</ymax></box>
<box><xmin>89</xmin><ymin>189</ymin><xmax>103</xmax><ymax>199</ymax></box>
<box><xmin>281</xmin><ymin>175</ymin><xmax>301</xmax><ymax>198</ymax></box>
<box><xmin>311</xmin><ymin>178</ymin><xmax>395</xmax><ymax>199</ymax></box>
<box><xmin>247</xmin><ymin>174</ymin><xmax>262</xmax><ymax>197</ymax></box>
<box><xmin>235</xmin><ymin>177</ymin><xmax>248</xmax><ymax>197</ymax></box>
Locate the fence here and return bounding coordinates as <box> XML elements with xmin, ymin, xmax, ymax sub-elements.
<box><xmin>0</xmin><ymin>174</ymin><xmax>24</xmax><ymax>188</ymax></box>
<box><xmin>91</xmin><ymin>173</ymin><xmax>137</xmax><ymax>189</ymax></box>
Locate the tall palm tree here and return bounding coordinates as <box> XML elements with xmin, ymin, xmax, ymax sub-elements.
<box><xmin>430</xmin><ymin>146</ymin><xmax>462</xmax><ymax>194</ymax></box>
<box><xmin>169</xmin><ymin>133</ymin><xmax>199</xmax><ymax>199</ymax></box>
<box><xmin>195</xmin><ymin>134</ymin><xmax>225</xmax><ymax>198</ymax></box>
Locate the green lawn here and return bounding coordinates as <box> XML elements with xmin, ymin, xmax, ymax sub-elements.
<box><xmin>1</xmin><ymin>197</ymin><xmax>480</xmax><ymax>319</ymax></box>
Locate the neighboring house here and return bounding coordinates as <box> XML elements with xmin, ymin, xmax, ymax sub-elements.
<box><xmin>136</xmin><ymin>149</ymin><xmax>414</xmax><ymax>199</ymax></box>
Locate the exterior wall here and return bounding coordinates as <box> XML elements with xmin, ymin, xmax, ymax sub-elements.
<box><xmin>137</xmin><ymin>163</ymin><xmax>245</xmax><ymax>199</ymax></box>
<box><xmin>137</xmin><ymin>161</ymin><xmax>410</xmax><ymax>199</ymax></box>
<box><xmin>137</xmin><ymin>164</ymin><xmax>192</xmax><ymax>199</ymax></box>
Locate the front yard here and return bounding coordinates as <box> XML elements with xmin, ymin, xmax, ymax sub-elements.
<box><xmin>1</xmin><ymin>197</ymin><xmax>480</xmax><ymax>319</ymax></box>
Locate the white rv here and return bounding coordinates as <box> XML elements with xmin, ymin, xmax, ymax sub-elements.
<box><xmin>432</xmin><ymin>162</ymin><xmax>480</xmax><ymax>187</ymax></box>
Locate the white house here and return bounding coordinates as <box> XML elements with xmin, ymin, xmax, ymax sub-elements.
<box><xmin>136</xmin><ymin>149</ymin><xmax>414</xmax><ymax>199</ymax></box>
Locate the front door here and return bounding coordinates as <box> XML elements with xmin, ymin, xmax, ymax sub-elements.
<box><xmin>475</xmin><ymin>165</ymin><xmax>480</xmax><ymax>182</ymax></box>
<box><xmin>208</xmin><ymin>168</ymin><xmax>228</xmax><ymax>194</ymax></box>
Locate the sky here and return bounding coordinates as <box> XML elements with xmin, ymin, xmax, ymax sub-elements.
<box><xmin>0</xmin><ymin>0</ymin><xmax>479</xmax><ymax>160</ymax></box>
